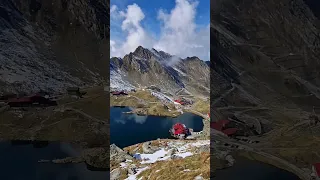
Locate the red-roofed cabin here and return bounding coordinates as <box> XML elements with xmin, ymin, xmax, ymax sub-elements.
<box><xmin>211</xmin><ymin>120</ymin><xmax>230</xmax><ymax>130</ymax></box>
<box><xmin>173</xmin><ymin>123</ymin><xmax>186</xmax><ymax>135</ymax></box>
<box><xmin>8</xmin><ymin>94</ymin><xmax>57</xmax><ymax>107</ymax></box>
<box><xmin>174</xmin><ymin>99</ymin><xmax>185</xmax><ymax>105</ymax></box>
<box><xmin>169</xmin><ymin>123</ymin><xmax>191</xmax><ymax>139</ymax></box>
<box><xmin>111</xmin><ymin>91</ymin><xmax>128</xmax><ymax>96</ymax></box>
<box><xmin>312</xmin><ymin>163</ymin><xmax>320</xmax><ymax>179</ymax></box>
<box><xmin>222</xmin><ymin>128</ymin><xmax>238</xmax><ymax>136</ymax></box>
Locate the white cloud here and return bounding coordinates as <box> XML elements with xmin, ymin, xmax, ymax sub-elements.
<box><xmin>110</xmin><ymin>3</ymin><xmax>155</xmax><ymax>57</ymax></box>
<box><xmin>110</xmin><ymin>0</ymin><xmax>209</xmax><ymax>61</ymax></box>
<box><xmin>110</xmin><ymin>40</ymin><xmax>117</xmax><ymax>57</ymax></box>
<box><xmin>110</xmin><ymin>5</ymin><xmax>118</xmax><ymax>13</ymax></box>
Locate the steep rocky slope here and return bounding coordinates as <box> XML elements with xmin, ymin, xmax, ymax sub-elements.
<box><xmin>0</xmin><ymin>0</ymin><xmax>109</xmax><ymax>94</ymax></box>
<box><xmin>211</xmin><ymin>0</ymin><xmax>320</xmax><ymax>177</ymax></box>
<box><xmin>110</xmin><ymin>46</ymin><xmax>210</xmax><ymax>97</ymax></box>
<box><xmin>0</xmin><ymin>0</ymin><xmax>110</xmax><ymax>170</ymax></box>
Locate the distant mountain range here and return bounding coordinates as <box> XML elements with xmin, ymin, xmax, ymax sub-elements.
<box><xmin>110</xmin><ymin>46</ymin><xmax>210</xmax><ymax>97</ymax></box>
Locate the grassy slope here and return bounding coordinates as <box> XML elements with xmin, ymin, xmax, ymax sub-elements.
<box><xmin>0</xmin><ymin>86</ymin><xmax>109</xmax><ymax>147</ymax></box>
<box><xmin>110</xmin><ymin>90</ymin><xmax>209</xmax><ymax>118</ymax></box>
<box><xmin>138</xmin><ymin>153</ymin><xmax>210</xmax><ymax>180</ymax></box>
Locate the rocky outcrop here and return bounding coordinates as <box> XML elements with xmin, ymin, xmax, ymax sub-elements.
<box><xmin>82</xmin><ymin>147</ymin><xmax>108</xmax><ymax>169</ymax></box>
<box><xmin>110</xmin><ymin>144</ymin><xmax>133</xmax><ymax>164</ymax></box>
<box><xmin>142</xmin><ymin>141</ymin><xmax>160</xmax><ymax>154</ymax></box>
<box><xmin>110</xmin><ymin>168</ymin><xmax>121</xmax><ymax>180</ymax></box>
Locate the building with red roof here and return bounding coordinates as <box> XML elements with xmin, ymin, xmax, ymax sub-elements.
<box><xmin>174</xmin><ymin>99</ymin><xmax>185</xmax><ymax>105</ymax></box>
<box><xmin>211</xmin><ymin>120</ymin><xmax>239</xmax><ymax>136</ymax></box>
<box><xmin>7</xmin><ymin>94</ymin><xmax>57</xmax><ymax>107</ymax></box>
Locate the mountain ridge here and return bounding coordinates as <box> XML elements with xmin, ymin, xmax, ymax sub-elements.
<box><xmin>110</xmin><ymin>46</ymin><xmax>210</xmax><ymax>97</ymax></box>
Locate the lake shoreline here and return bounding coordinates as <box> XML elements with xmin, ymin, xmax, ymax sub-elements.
<box><xmin>110</xmin><ymin>104</ymin><xmax>208</xmax><ymax>119</ymax></box>
<box><xmin>110</xmin><ymin>106</ymin><xmax>206</xmax><ymax>149</ymax></box>
<box><xmin>110</xmin><ymin>104</ymin><xmax>180</xmax><ymax>118</ymax></box>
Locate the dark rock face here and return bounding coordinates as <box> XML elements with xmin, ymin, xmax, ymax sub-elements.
<box><xmin>111</xmin><ymin>46</ymin><xmax>210</xmax><ymax>96</ymax></box>
<box><xmin>210</xmin><ymin>0</ymin><xmax>320</xmax><ymax>168</ymax></box>
<box><xmin>0</xmin><ymin>0</ymin><xmax>109</xmax><ymax>94</ymax></box>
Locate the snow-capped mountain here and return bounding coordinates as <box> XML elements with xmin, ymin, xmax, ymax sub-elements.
<box><xmin>110</xmin><ymin>46</ymin><xmax>210</xmax><ymax>96</ymax></box>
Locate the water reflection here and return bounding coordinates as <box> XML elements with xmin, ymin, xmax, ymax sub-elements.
<box><xmin>110</xmin><ymin>107</ymin><xmax>204</xmax><ymax>148</ymax></box>
<box><xmin>115</xmin><ymin>113</ymin><xmax>148</xmax><ymax>125</ymax></box>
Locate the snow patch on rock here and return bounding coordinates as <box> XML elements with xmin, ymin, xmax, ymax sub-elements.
<box><xmin>110</xmin><ymin>69</ymin><xmax>135</xmax><ymax>91</ymax></box>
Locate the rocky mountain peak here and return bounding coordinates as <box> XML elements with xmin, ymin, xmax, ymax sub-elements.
<box><xmin>110</xmin><ymin>45</ymin><xmax>210</xmax><ymax>96</ymax></box>
<box><xmin>132</xmin><ymin>46</ymin><xmax>154</xmax><ymax>60</ymax></box>
<box><xmin>185</xmin><ymin>56</ymin><xmax>201</xmax><ymax>61</ymax></box>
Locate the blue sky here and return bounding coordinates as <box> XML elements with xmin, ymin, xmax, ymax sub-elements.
<box><xmin>110</xmin><ymin>0</ymin><xmax>210</xmax><ymax>61</ymax></box>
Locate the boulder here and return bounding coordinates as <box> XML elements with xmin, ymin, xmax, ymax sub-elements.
<box><xmin>197</xmin><ymin>144</ymin><xmax>210</xmax><ymax>154</ymax></box>
<box><xmin>110</xmin><ymin>144</ymin><xmax>133</xmax><ymax>164</ymax></box>
<box><xmin>82</xmin><ymin>147</ymin><xmax>109</xmax><ymax>169</ymax></box>
<box><xmin>194</xmin><ymin>175</ymin><xmax>204</xmax><ymax>180</ymax></box>
<box><xmin>127</xmin><ymin>165</ymin><xmax>137</xmax><ymax>175</ymax></box>
<box><xmin>225</xmin><ymin>155</ymin><xmax>235</xmax><ymax>166</ymax></box>
<box><xmin>142</xmin><ymin>141</ymin><xmax>159</xmax><ymax>154</ymax></box>
<box><xmin>170</xmin><ymin>155</ymin><xmax>183</xmax><ymax>160</ymax></box>
<box><xmin>110</xmin><ymin>168</ymin><xmax>121</xmax><ymax>180</ymax></box>
<box><xmin>167</xmin><ymin>148</ymin><xmax>178</xmax><ymax>157</ymax></box>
